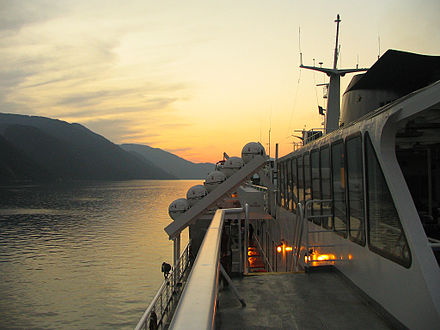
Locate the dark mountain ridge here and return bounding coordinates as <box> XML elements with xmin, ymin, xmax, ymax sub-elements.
<box><xmin>0</xmin><ymin>113</ymin><xmax>174</xmax><ymax>183</ymax></box>
<box><xmin>121</xmin><ymin>143</ymin><xmax>214</xmax><ymax>179</ymax></box>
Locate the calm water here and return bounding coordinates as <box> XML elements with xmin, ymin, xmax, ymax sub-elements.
<box><xmin>0</xmin><ymin>180</ymin><xmax>199</xmax><ymax>329</ymax></box>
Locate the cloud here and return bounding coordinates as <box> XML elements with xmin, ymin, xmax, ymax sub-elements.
<box><xmin>165</xmin><ymin>147</ymin><xmax>192</xmax><ymax>153</ymax></box>
<box><xmin>158</xmin><ymin>122</ymin><xmax>191</xmax><ymax>129</ymax></box>
<box><xmin>0</xmin><ymin>0</ymin><xmax>65</xmax><ymax>33</ymax></box>
<box><xmin>81</xmin><ymin>118</ymin><xmax>146</xmax><ymax>144</ymax></box>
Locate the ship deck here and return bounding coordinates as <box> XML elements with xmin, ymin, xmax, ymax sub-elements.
<box><xmin>216</xmin><ymin>269</ymin><xmax>393</xmax><ymax>329</ymax></box>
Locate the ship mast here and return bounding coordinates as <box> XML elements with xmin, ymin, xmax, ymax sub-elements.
<box><xmin>300</xmin><ymin>14</ymin><xmax>368</xmax><ymax>134</ymax></box>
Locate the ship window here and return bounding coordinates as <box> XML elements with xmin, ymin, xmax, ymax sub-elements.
<box><xmin>278</xmin><ymin>161</ymin><xmax>284</xmax><ymax>207</ymax></box>
<box><xmin>365</xmin><ymin>133</ymin><xmax>411</xmax><ymax>268</ymax></box>
<box><xmin>292</xmin><ymin>158</ymin><xmax>298</xmax><ymax>211</ymax></box>
<box><xmin>346</xmin><ymin>135</ymin><xmax>365</xmax><ymax>245</ymax></box>
<box><xmin>320</xmin><ymin>146</ymin><xmax>332</xmax><ymax>229</ymax></box>
<box><xmin>276</xmin><ymin>162</ymin><xmax>281</xmax><ymax>207</ymax></box>
<box><xmin>287</xmin><ymin>159</ymin><xmax>292</xmax><ymax>210</ymax></box>
<box><xmin>277</xmin><ymin>163</ymin><xmax>283</xmax><ymax>206</ymax></box>
<box><xmin>304</xmin><ymin>153</ymin><xmax>312</xmax><ymax>205</ymax></box>
<box><xmin>282</xmin><ymin>161</ymin><xmax>288</xmax><ymax>208</ymax></box>
<box><xmin>298</xmin><ymin>156</ymin><xmax>304</xmax><ymax>204</ymax></box>
<box><xmin>284</xmin><ymin>161</ymin><xmax>289</xmax><ymax>209</ymax></box>
<box><xmin>332</xmin><ymin>140</ymin><xmax>347</xmax><ymax>237</ymax></box>
<box><xmin>311</xmin><ymin>149</ymin><xmax>321</xmax><ymax>224</ymax></box>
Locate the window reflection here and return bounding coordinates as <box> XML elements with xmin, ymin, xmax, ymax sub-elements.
<box><xmin>366</xmin><ymin>134</ymin><xmax>411</xmax><ymax>267</ymax></box>
<box><xmin>332</xmin><ymin>141</ymin><xmax>347</xmax><ymax>237</ymax></box>
<box><xmin>346</xmin><ymin>136</ymin><xmax>365</xmax><ymax>245</ymax></box>
<box><xmin>320</xmin><ymin>146</ymin><xmax>332</xmax><ymax>229</ymax></box>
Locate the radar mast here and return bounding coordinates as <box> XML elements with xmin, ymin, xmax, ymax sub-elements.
<box><xmin>300</xmin><ymin>14</ymin><xmax>368</xmax><ymax>134</ymax></box>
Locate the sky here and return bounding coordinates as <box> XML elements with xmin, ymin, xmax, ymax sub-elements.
<box><xmin>1</xmin><ymin>0</ymin><xmax>440</xmax><ymax>163</ymax></box>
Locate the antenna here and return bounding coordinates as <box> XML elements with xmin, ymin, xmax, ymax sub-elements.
<box><xmin>333</xmin><ymin>14</ymin><xmax>341</xmax><ymax>69</ymax></box>
<box><xmin>299</xmin><ymin>14</ymin><xmax>369</xmax><ymax>134</ymax></box>
<box><xmin>299</xmin><ymin>26</ymin><xmax>303</xmax><ymax>66</ymax></box>
<box><xmin>268</xmin><ymin>108</ymin><xmax>272</xmax><ymax>157</ymax></box>
<box><xmin>268</xmin><ymin>128</ymin><xmax>271</xmax><ymax>158</ymax></box>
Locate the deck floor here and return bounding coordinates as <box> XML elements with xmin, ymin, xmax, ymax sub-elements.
<box><xmin>216</xmin><ymin>270</ymin><xmax>393</xmax><ymax>330</ymax></box>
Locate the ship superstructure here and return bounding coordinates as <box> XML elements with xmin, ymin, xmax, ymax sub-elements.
<box><xmin>136</xmin><ymin>15</ymin><xmax>440</xmax><ymax>330</ymax></box>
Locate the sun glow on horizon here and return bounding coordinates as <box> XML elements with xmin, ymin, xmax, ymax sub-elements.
<box><xmin>2</xmin><ymin>0</ymin><xmax>439</xmax><ymax>163</ymax></box>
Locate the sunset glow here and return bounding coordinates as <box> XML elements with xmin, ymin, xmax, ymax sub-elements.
<box><xmin>2</xmin><ymin>0</ymin><xmax>439</xmax><ymax>163</ymax></box>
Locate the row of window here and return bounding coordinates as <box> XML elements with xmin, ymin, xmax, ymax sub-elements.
<box><xmin>277</xmin><ymin>133</ymin><xmax>411</xmax><ymax>268</ymax></box>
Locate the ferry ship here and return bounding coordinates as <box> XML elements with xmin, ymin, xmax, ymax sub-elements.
<box><xmin>136</xmin><ymin>15</ymin><xmax>440</xmax><ymax>329</ymax></box>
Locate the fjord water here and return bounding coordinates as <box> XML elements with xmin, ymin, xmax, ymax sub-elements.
<box><xmin>0</xmin><ymin>180</ymin><xmax>198</xmax><ymax>329</ymax></box>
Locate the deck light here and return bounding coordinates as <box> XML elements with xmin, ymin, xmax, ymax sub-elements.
<box><xmin>305</xmin><ymin>253</ymin><xmax>336</xmax><ymax>265</ymax></box>
<box><xmin>276</xmin><ymin>244</ymin><xmax>293</xmax><ymax>253</ymax></box>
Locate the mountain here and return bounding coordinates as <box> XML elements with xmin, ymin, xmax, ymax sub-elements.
<box><xmin>0</xmin><ymin>134</ymin><xmax>53</xmax><ymax>183</ymax></box>
<box><xmin>0</xmin><ymin>113</ymin><xmax>174</xmax><ymax>183</ymax></box>
<box><xmin>121</xmin><ymin>144</ymin><xmax>214</xmax><ymax>179</ymax></box>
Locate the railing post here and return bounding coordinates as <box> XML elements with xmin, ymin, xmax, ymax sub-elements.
<box><xmin>173</xmin><ymin>234</ymin><xmax>180</xmax><ymax>288</ymax></box>
<box><xmin>244</xmin><ymin>203</ymin><xmax>249</xmax><ymax>274</ymax></box>
<box><xmin>305</xmin><ymin>201</ymin><xmax>310</xmax><ymax>266</ymax></box>
<box><xmin>135</xmin><ymin>241</ymin><xmax>193</xmax><ymax>330</ymax></box>
<box><xmin>238</xmin><ymin>217</ymin><xmax>242</xmax><ymax>274</ymax></box>
<box><xmin>294</xmin><ymin>203</ymin><xmax>305</xmax><ymax>270</ymax></box>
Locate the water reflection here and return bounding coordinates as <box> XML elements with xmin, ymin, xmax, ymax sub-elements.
<box><xmin>0</xmin><ymin>180</ymin><xmax>199</xmax><ymax>329</ymax></box>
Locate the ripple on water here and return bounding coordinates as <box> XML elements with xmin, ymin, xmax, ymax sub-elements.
<box><xmin>0</xmin><ymin>180</ymin><xmax>197</xmax><ymax>329</ymax></box>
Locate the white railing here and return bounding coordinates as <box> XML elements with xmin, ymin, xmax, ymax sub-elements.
<box><xmin>135</xmin><ymin>242</ymin><xmax>192</xmax><ymax>330</ymax></box>
<box><xmin>292</xmin><ymin>199</ymin><xmax>333</xmax><ymax>270</ymax></box>
<box><xmin>429</xmin><ymin>237</ymin><xmax>440</xmax><ymax>248</ymax></box>
<box><xmin>169</xmin><ymin>207</ymin><xmax>245</xmax><ymax>330</ymax></box>
<box><xmin>254</xmin><ymin>235</ymin><xmax>274</xmax><ymax>272</ymax></box>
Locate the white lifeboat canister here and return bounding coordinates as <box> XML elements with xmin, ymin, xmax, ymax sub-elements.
<box><xmin>222</xmin><ymin>156</ymin><xmax>244</xmax><ymax>177</ymax></box>
<box><xmin>204</xmin><ymin>171</ymin><xmax>227</xmax><ymax>193</ymax></box>
<box><xmin>241</xmin><ymin>142</ymin><xmax>266</xmax><ymax>164</ymax></box>
<box><xmin>168</xmin><ymin>198</ymin><xmax>189</xmax><ymax>220</ymax></box>
<box><xmin>186</xmin><ymin>185</ymin><xmax>208</xmax><ymax>207</ymax></box>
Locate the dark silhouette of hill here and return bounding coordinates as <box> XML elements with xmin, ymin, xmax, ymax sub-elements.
<box><xmin>0</xmin><ymin>113</ymin><xmax>174</xmax><ymax>182</ymax></box>
<box><xmin>121</xmin><ymin>144</ymin><xmax>214</xmax><ymax>179</ymax></box>
<box><xmin>0</xmin><ymin>134</ymin><xmax>53</xmax><ymax>183</ymax></box>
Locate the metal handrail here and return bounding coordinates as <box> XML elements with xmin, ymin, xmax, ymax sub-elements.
<box><xmin>304</xmin><ymin>199</ymin><xmax>332</xmax><ymax>265</ymax></box>
<box><xmin>254</xmin><ymin>235</ymin><xmax>274</xmax><ymax>272</ymax></box>
<box><xmin>293</xmin><ymin>202</ymin><xmax>305</xmax><ymax>270</ymax></box>
<box><xmin>244</xmin><ymin>182</ymin><xmax>268</xmax><ymax>192</ymax></box>
<box><xmin>293</xmin><ymin>200</ymin><xmax>333</xmax><ymax>270</ymax></box>
<box><xmin>428</xmin><ymin>237</ymin><xmax>440</xmax><ymax>248</ymax></box>
<box><xmin>135</xmin><ymin>242</ymin><xmax>192</xmax><ymax>330</ymax></box>
<box><xmin>168</xmin><ymin>207</ymin><xmax>244</xmax><ymax>330</ymax></box>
